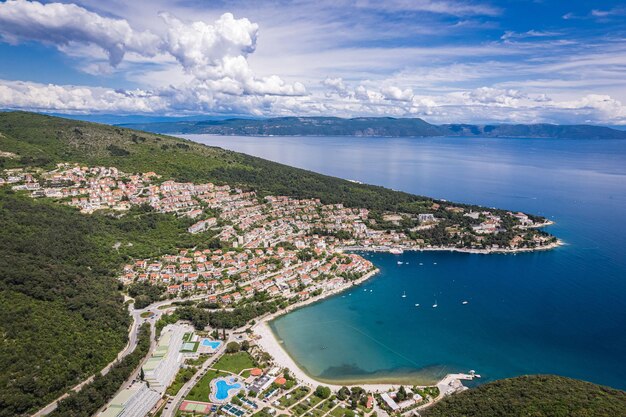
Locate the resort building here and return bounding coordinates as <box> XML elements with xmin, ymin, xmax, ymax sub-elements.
<box><xmin>142</xmin><ymin>324</ymin><xmax>187</xmax><ymax>392</ymax></box>
<box><xmin>98</xmin><ymin>381</ymin><xmax>160</xmax><ymax>417</ymax></box>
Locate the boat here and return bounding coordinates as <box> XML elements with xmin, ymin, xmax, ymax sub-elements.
<box><xmin>397</xmin><ymin>261</ymin><xmax>403</xmax><ymax>265</ymax></box>
<box><xmin>389</xmin><ymin>248</ymin><xmax>404</xmax><ymax>254</ymax></box>
<box><xmin>462</xmin><ymin>301</ymin><xmax>469</xmax><ymax>305</ymax></box>
<box><xmin>433</xmin><ymin>301</ymin><xmax>438</xmax><ymax>308</ymax></box>
<box><xmin>415</xmin><ymin>303</ymin><xmax>420</xmax><ymax>307</ymax></box>
<box><xmin>402</xmin><ymin>291</ymin><xmax>407</xmax><ymax>298</ymax></box>
<box><xmin>419</xmin><ymin>262</ymin><xmax>423</xmax><ymax>266</ymax></box>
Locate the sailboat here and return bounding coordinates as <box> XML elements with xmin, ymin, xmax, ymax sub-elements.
<box><xmin>432</xmin><ymin>300</ymin><xmax>438</xmax><ymax>308</ymax></box>
<box><xmin>402</xmin><ymin>291</ymin><xmax>407</xmax><ymax>298</ymax></box>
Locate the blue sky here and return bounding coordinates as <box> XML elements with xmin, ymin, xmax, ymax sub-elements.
<box><xmin>0</xmin><ymin>0</ymin><xmax>625</xmax><ymax>124</ymax></box>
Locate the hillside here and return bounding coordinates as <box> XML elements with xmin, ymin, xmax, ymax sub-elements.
<box><xmin>118</xmin><ymin>116</ymin><xmax>626</xmax><ymax>139</ymax></box>
<box><xmin>0</xmin><ymin>111</ymin><xmax>496</xmax><ymax>212</ymax></box>
<box><xmin>0</xmin><ymin>111</ymin><xmax>558</xmax><ymax>414</ymax></box>
<box><xmin>424</xmin><ymin>375</ymin><xmax>626</xmax><ymax>417</ymax></box>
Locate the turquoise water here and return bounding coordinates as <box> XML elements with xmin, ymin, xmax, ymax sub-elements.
<box><xmin>214</xmin><ymin>378</ymin><xmax>242</xmax><ymax>401</ymax></box>
<box><xmin>184</xmin><ymin>134</ymin><xmax>626</xmax><ymax>389</ymax></box>
<box><xmin>201</xmin><ymin>339</ymin><xmax>221</xmax><ymax>349</ymax></box>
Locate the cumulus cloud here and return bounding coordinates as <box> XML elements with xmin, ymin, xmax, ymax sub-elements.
<box><xmin>0</xmin><ymin>0</ymin><xmax>161</xmax><ymax>66</ymax></box>
<box><xmin>0</xmin><ymin>1</ymin><xmax>304</xmax><ymax>97</ymax></box>
<box><xmin>0</xmin><ymin>80</ymin><xmax>166</xmax><ymax>113</ymax></box>
<box><xmin>380</xmin><ymin>85</ymin><xmax>414</xmax><ymax>102</ymax></box>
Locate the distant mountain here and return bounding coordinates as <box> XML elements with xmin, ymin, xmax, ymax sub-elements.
<box><xmin>118</xmin><ymin>116</ymin><xmax>626</xmax><ymax>139</ymax></box>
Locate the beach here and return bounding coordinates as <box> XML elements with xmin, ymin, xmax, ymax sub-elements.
<box><xmin>252</xmin><ymin>268</ymin><xmax>476</xmax><ymax>394</ymax></box>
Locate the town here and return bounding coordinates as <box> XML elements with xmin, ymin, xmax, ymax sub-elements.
<box><xmin>2</xmin><ymin>163</ymin><xmax>557</xmax><ymax>258</ymax></box>
<box><xmin>1</xmin><ymin>163</ymin><xmax>555</xmax><ymax>417</ymax></box>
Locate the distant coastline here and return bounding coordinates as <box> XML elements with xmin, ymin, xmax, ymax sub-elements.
<box><xmin>119</xmin><ymin>117</ymin><xmax>626</xmax><ymax>140</ymax></box>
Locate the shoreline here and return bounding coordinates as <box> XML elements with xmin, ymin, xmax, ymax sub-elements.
<box><xmin>253</xmin><ymin>268</ymin><xmax>411</xmax><ymax>392</ymax></box>
<box><xmin>251</xmin><ymin>239</ymin><xmax>561</xmax><ymax>393</ymax></box>
<box><xmin>252</xmin><ymin>268</ymin><xmax>475</xmax><ymax>394</ymax></box>
<box><xmin>341</xmin><ymin>238</ymin><xmax>563</xmax><ymax>255</ymax></box>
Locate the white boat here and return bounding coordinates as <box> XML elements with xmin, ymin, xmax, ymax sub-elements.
<box><xmin>415</xmin><ymin>303</ymin><xmax>420</xmax><ymax>307</ymax></box>
<box><xmin>419</xmin><ymin>263</ymin><xmax>423</xmax><ymax>266</ymax></box>
<box><xmin>397</xmin><ymin>261</ymin><xmax>403</xmax><ymax>265</ymax></box>
<box><xmin>433</xmin><ymin>262</ymin><xmax>438</xmax><ymax>265</ymax></box>
<box><xmin>402</xmin><ymin>291</ymin><xmax>407</xmax><ymax>298</ymax></box>
<box><xmin>389</xmin><ymin>248</ymin><xmax>404</xmax><ymax>254</ymax></box>
<box><xmin>462</xmin><ymin>301</ymin><xmax>469</xmax><ymax>305</ymax></box>
<box><xmin>432</xmin><ymin>301</ymin><xmax>438</xmax><ymax>308</ymax></box>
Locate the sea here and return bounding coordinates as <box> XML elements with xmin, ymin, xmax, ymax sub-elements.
<box><xmin>182</xmin><ymin>134</ymin><xmax>626</xmax><ymax>389</ymax></box>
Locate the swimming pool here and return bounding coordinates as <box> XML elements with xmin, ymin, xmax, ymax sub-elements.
<box><xmin>211</xmin><ymin>377</ymin><xmax>242</xmax><ymax>402</ymax></box>
<box><xmin>201</xmin><ymin>339</ymin><xmax>222</xmax><ymax>349</ymax></box>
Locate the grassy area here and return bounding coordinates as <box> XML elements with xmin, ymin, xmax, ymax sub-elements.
<box><xmin>185</xmin><ymin>355</ymin><xmax>210</xmax><ymax>367</ymax></box>
<box><xmin>292</xmin><ymin>394</ymin><xmax>324</xmax><ymax>416</ymax></box>
<box><xmin>213</xmin><ymin>352</ymin><xmax>255</xmax><ymax>374</ymax></box>
<box><xmin>329</xmin><ymin>405</ymin><xmax>352</xmax><ymax>417</ymax></box>
<box><xmin>278</xmin><ymin>386</ymin><xmax>311</xmax><ymax>408</ymax></box>
<box><xmin>316</xmin><ymin>399</ymin><xmax>338</xmax><ymax>414</ymax></box>
<box><xmin>166</xmin><ymin>367</ymin><xmax>198</xmax><ymax>396</ymax></box>
<box><xmin>140</xmin><ymin>311</ymin><xmax>153</xmax><ymax>318</ymax></box>
<box><xmin>185</xmin><ymin>369</ymin><xmax>221</xmax><ymax>402</ymax></box>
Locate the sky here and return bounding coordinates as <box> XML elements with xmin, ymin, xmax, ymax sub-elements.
<box><xmin>0</xmin><ymin>0</ymin><xmax>625</xmax><ymax>124</ymax></box>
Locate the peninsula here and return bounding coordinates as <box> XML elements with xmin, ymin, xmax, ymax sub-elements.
<box><xmin>0</xmin><ymin>112</ymin><xmax>588</xmax><ymax>417</ymax></box>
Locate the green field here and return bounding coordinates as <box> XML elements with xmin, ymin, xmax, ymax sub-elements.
<box><xmin>213</xmin><ymin>352</ymin><xmax>255</xmax><ymax>374</ymax></box>
<box><xmin>185</xmin><ymin>369</ymin><xmax>221</xmax><ymax>402</ymax></box>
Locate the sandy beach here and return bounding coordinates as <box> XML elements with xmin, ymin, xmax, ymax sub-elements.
<box><xmin>251</xmin><ymin>268</ymin><xmax>476</xmax><ymax>394</ymax></box>
<box><xmin>252</xmin><ymin>268</ymin><xmax>405</xmax><ymax>392</ymax></box>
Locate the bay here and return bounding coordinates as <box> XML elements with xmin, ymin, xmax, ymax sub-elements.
<box><xmin>182</xmin><ymin>134</ymin><xmax>626</xmax><ymax>389</ymax></box>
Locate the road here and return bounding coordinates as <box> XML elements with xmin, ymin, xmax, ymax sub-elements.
<box><xmin>159</xmin><ymin>332</ymin><xmax>234</xmax><ymax>417</ymax></box>
<box><xmin>31</xmin><ymin>300</ymin><xmax>142</xmax><ymax>417</ymax></box>
<box><xmin>30</xmin><ymin>295</ymin><xmax>190</xmax><ymax>417</ymax></box>
<box><xmin>30</xmin><ymin>284</ymin><xmax>271</xmax><ymax>417</ymax></box>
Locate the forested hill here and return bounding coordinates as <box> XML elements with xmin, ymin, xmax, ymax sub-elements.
<box><xmin>424</xmin><ymin>375</ymin><xmax>626</xmax><ymax>417</ymax></box>
<box><xmin>118</xmin><ymin>116</ymin><xmax>626</xmax><ymax>139</ymax></box>
<box><xmin>0</xmin><ymin>111</ymin><xmax>495</xmax><ymax>213</ymax></box>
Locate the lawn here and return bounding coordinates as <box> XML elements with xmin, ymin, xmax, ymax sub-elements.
<box><xmin>278</xmin><ymin>386</ymin><xmax>311</xmax><ymax>408</ymax></box>
<box><xmin>330</xmin><ymin>405</ymin><xmax>351</xmax><ymax>417</ymax></box>
<box><xmin>316</xmin><ymin>399</ymin><xmax>337</xmax><ymax>414</ymax></box>
<box><xmin>213</xmin><ymin>352</ymin><xmax>255</xmax><ymax>374</ymax></box>
<box><xmin>185</xmin><ymin>369</ymin><xmax>221</xmax><ymax>402</ymax></box>
<box><xmin>140</xmin><ymin>311</ymin><xmax>153</xmax><ymax>318</ymax></box>
<box><xmin>292</xmin><ymin>394</ymin><xmax>323</xmax><ymax>416</ymax></box>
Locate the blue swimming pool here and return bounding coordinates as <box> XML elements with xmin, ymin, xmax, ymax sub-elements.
<box><xmin>201</xmin><ymin>339</ymin><xmax>221</xmax><ymax>349</ymax></box>
<box><xmin>214</xmin><ymin>378</ymin><xmax>242</xmax><ymax>401</ymax></box>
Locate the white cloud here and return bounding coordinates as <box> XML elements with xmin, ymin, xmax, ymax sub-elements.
<box><xmin>0</xmin><ymin>80</ymin><xmax>166</xmax><ymax>113</ymax></box>
<box><xmin>501</xmin><ymin>30</ymin><xmax>560</xmax><ymax>41</ymax></box>
<box><xmin>380</xmin><ymin>85</ymin><xmax>414</xmax><ymax>102</ymax></box>
<box><xmin>0</xmin><ymin>0</ymin><xmax>161</xmax><ymax>66</ymax></box>
<box><xmin>0</xmin><ymin>1</ymin><xmax>304</xmax><ymax>97</ymax></box>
